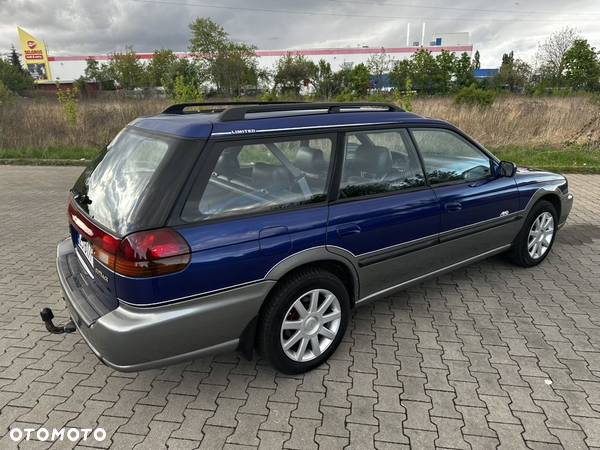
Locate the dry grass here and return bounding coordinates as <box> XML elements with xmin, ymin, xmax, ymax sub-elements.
<box><xmin>0</xmin><ymin>95</ymin><xmax>598</xmax><ymax>151</ymax></box>
<box><xmin>412</xmin><ymin>96</ymin><xmax>600</xmax><ymax>148</ymax></box>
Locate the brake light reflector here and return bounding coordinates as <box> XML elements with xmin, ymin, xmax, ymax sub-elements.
<box><xmin>115</xmin><ymin>228</ymin><xmax>191</xmax><ymax>277</ymax></box>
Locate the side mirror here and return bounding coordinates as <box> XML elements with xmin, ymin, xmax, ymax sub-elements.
<box><xmin>499</xmin><ymin>161</ymin><xmax>516</xmax><ymax>177</ymax></box>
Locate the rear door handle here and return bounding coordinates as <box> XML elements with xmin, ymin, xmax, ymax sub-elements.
<box><xmin>337</xmin><ymin>224</ymin><xmax>362</xmax><ymax>237</ymax></box>
<box><xmin>445</xmin><ymin>202</ymin><xmax>462</xmax><ymax>212</ymax></box>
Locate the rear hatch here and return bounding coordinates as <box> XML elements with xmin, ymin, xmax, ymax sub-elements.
<box><xmin>66</xmin><ymin>127</ymin><xmax>201</xmax><ymax>313</ymax></box>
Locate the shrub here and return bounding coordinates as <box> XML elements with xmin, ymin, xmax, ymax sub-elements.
<box><xmin>335</xmin><ymin>91</ymin><xmax>358</xmax><ymax>102</ymax></box>
<box><xmin>394</xmin><ymin>79</ymin><xmax>415</xmax><ymax>111</ymax></box>
<box><xmin>56</xmin><ymin>85</ymin><xmax>80</xmax><ymax>128</ymax></box>
<box><xmin>0</xmin><ymin>80</ymin><xmax>15</xmax><ymax>106</ymax></box>
<box><xmin>454</xmin><ymin>84</ymin><xmax>496</xmax><ymax>107</ymax></box>
<box><xmin>173</xmin><ymin>75</ymin><xmax>203</xmax><ymax>103</ymax></box>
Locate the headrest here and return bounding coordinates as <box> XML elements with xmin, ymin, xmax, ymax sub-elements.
<box><xmin>252</xmin><ymin>162</ymin><xmax>290</xmax><ymax>191</ymax></box>
<box><xmin>215</xmin><ymin>148</ymin><xmax>240</xmax><ymax>176</ymax></box>
<box><xmin>295</xmin><ymin>146</ymin><xmax>326</xmax><ymax>174</ymax></box>
<box><xmin>355</xmin><ymin>144</ymin><xmax>392</xmax><ymax>176</ymax></box>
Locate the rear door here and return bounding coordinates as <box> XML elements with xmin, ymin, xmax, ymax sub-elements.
<box><xmin>169</xmin><ymin>133</ymin><xmax>336</xmax><ymax>303</ymax></box>
<box><xmin>326</xmin><ymin>127</ymin><xmax>441</xmax><ymax>300</ymax></box>
<box><xmin>410</xmin><ymin>127</ymin><xmax>521</xmax><ymax>263</ymax></box>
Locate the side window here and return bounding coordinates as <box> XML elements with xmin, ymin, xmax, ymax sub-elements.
<box><xmin>339</xmin><ymin>129</ymin><xmax>426</xmax><ymax>199</ymax></box>
<box><xmin>182</xmin><ymin>136</ymin><xmax>333</xmax><ymax>222</ymax></box>
<box><xmin>411</xmin><ymin>128</ymin><xmax>492</xmax><ymax>185</ymax></box>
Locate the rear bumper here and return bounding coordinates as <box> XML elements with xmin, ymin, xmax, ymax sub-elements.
<box><xmin>56</xmin><ymin>239</ymin><xmax>273</xmax><ymax>371</ymax></box>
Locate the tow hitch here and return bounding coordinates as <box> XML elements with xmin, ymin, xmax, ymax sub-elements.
<box><xmin>40</xmin><ymin>308</ymin><xmax>76</xmax><ymax>334</ymax></box>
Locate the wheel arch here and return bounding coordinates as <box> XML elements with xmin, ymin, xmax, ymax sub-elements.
<box><xmin>264</xmin><ymin>248</ymin><xmax>359</xmax><ymax>307</ymax></box>
<box><xmin>523</xmin><ymin>186</ymin><xmax>563</xmax><ymax>220</ymax></box>
<box><xmin>237</xmin><ymin>248</ymin><xmax>359</xmax><ymax>360</ymax></box>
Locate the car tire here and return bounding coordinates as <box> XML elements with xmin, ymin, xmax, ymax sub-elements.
<box><xmin>257</xmin><ymin>268</ymin><xmax>350</xmax><ymax>374</ymax></box>
<box><xmin>509</xmin><ymin>200</ymin><xmax>558</xmax><ymax>267</ymax></box>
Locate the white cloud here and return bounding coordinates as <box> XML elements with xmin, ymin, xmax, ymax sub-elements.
<box><xmin>2</xmin><ymin>0</ymin><xmax>599</xmax><ymax>68</ymax></box>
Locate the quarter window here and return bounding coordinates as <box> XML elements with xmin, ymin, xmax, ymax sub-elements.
<box><xmin>182</xmin><ymin>136</ymin><xmax>333</xmax><ymax>222</ymax></box>
<box><xmin>411</xmin><ymin>128</ymin><xmax>492</xmax><ymax>184</ymax></box>
<box><xmin>339</xmin><ymin>129</ymin><xmax>426</xmax><ymax>199</ymax></box>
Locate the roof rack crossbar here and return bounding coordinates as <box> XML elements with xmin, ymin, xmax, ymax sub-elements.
<box><xmin>218</xmin><ymin>102</ymin><xmax>403</xmax><ymax>121</ymax></box>
<box><xmin>162</xmin><ymin>101</ymin><xmax>305</xmax><ymax>115</ymax></box>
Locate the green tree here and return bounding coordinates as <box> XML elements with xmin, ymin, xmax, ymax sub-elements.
<box><xmin>146</xmin><ymin>49</ymin><xmax>178</xmax><ymax>87</ymax></box>
<box><xmin>455</xmin><ymin>52</ymin><xmax>474</xmax><ymax>89</ymax></box>
<box><xmin>562</xmin><ymin>39</ymin><xmax>600</xmax><ymax>91</ymax></box>
<box><xmin>173</xmin><ymin>74</ymin><xmax>204</xmax><ymax>102</ymax></box>
<box><xmin>536</xmin><ymin>26</ymin><xmax>579</xmax><ymax>86</ymax></box>
<box><xmin>472</xmin><ymin>50</ymin><xmax>481</xmax><ymax>70</ymax></box>
<box><xmin>410</xmin><ymin>49</ymin><xmax>438</xmax><ymax>94</ymax></box>
<box><xmin>188</xmin><ymin>17</ymin><xmax>257</xmax><ymax>96</ymax></box>
<box><xmin>84</xmin><ymin>58</ymin><xmax>103</xmax><ymax>81</ymax></box>
<box><xmin>0</xmin><ymin>58</ymin><xmax>33</xmax><ymax>93</ymax></box>
<box><xmin>106</xmin><ymin>47</ymin><xmax>145</xmax><ymax>89</ymax></box>
<box><xmin>434</xmin><ymin>50</ymin><xmax>457</xmax><ymax>93</ymax></box>
<box><xmin>367</xmin><ymin>50</ymin><xmax>391</xmax><ymax>92</ymax></box>
<box><xmin>313</xmin><ymin>59</ymin><xmax>335</xmax><ymax>99</ymax></box>
<box><xmin>162</xmin><ymin>58</ymin><xmax>202</xmax><ymax>98</ymax></box>
<box><xmin>9</xmin><ymin>45</ymin><xmax>22</xmax><ymax>71</ymax></box>
<box><xmin>497</xmin><ymin>51</ymin><xmax>532</xmax><ymax>92</ymax></box>
<box><xmin>273</xmin><ymin>54</ymin><xmax>317</xmax><ymax>95</ymax></box>
<box><xmin>211</xmin><ymin>43</ymin><xmax>259</xmax><ymax>96</ymax></box>
<box><xmin>390</xmin><ymin>59</ymin><xmax>412</xmax><ymax>93</ymax></box>
<box><xmin>331</xmin><ymin>63</ymin><xmax>354</xmax><ymax>96</ymax></box>
<box><xmin>350</xmin><ymin>63</ymin><xmax>371</xmax><ymax>96</ymax></box>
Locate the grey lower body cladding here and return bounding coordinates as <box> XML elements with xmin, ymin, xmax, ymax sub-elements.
<box><xmin>57</xmin><ymin>238</ymin><xmax>273</xmax><ymax>371</ymax></box>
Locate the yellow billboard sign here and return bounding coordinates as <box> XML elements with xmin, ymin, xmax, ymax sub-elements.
<box><xmin>17</xmin><ymin>27</ymin><xmax>52</xmax><ymax>82</ymax></box>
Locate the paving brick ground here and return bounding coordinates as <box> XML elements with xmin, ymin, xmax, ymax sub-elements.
<box><xmin>1</xmin><ymin>166</ymin><xmax>600</xmax><ymax>449</ymax></box>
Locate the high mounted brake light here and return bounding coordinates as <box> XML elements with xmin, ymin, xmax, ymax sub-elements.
<box><xmin>68</xmin><ymin>198</ymin><xmax>190</xmax><ymax>277</ymax></box>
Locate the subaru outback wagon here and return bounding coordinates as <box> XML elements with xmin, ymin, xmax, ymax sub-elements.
<box><xmin>54</xmin><ymin>102</ymin><xmax>573</xmax><ymax>374</ymax></box>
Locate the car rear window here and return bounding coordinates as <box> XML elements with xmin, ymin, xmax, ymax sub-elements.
<box><xmin>72</xmin><ymin>129</ymin><xmax>174</xmax><ymax>235</ymax></box>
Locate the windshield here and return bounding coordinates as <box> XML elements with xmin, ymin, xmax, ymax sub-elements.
<box><xmin>72</xmin><ymin>129</ymin><xmax>174</xmax><ymax>235</ymax></box>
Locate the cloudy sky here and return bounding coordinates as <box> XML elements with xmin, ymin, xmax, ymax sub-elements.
<box><xmin>1</xmin><ymin>0</ymin><xmax>599</xmax><ymax>67</ymax></box>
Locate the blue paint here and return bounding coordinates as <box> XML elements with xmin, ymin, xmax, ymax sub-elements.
<box><xmin>104</xmin><ymin>107</ymin><xmax>568</xmax><ymax>306</ymax></box>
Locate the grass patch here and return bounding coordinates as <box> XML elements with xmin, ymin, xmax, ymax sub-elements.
<box><xmin>1</xmin><ymin>144</ymin><xmax>599</xmax><ymax>173</ymax></box>
<box><xmin>0</xmin><ymin>147</ymin><xmax>100</xmax><ymax>161</ymax></box>
<box><xmin>491</xmin><ymin>145</ymin><xmax>600</xmax><ymax>173</ymax></box>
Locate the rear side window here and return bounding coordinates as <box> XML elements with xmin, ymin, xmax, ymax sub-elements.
<box><xmin>182</xmin><ymin>135</ymin><xmax>333</xmax><ymax>222</ymax></box>
<box><xmin>339</xmin><ymin>128</ymin><xmax>426</xmax><ymax>199</ymax></box>
<box><xmin>72</xmin><ymin>129</ymin><xmax>173</xmax><ymax>234</ymax></box>
<box><xmin>411</xmin><ymin>128</ymin><xmax>492</xmax><ymax>184</ymax></box>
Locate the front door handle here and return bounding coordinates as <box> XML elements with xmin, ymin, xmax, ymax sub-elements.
<box><xmin>337</xmin><ymin>224</ymin><xmax>362</xmax><ymax>237</ymax></box>
<box><xmin>445</xmin><ymin>202</ymin><xmax>462</xmax><ymax>212</ymax></box>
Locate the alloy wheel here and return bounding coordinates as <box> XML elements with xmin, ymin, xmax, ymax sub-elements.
<box><xmin>280</xmin><ymin>288</ymin><xmax>342</xmax><ymax>362</ymax></box>
<box><xmin>527</xmin><ymin>211</ymin><xmax>554</xmax><ymax>260</ymax></box>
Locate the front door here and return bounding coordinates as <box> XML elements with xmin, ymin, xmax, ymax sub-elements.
<box><xmin>326</xmin><ymin>127</ymin><xmax>441</xmax><ymax>300</ymax></box>
<box><xmin>409</xmin><ymin>127</ymin><xmax>521</xmax><ymax>265</ymax></box>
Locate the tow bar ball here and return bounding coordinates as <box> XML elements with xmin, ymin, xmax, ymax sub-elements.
<box><xmin>40</xmin><ymin>308</ymin><xmax>76</xmax><ymax>334</ymax></box>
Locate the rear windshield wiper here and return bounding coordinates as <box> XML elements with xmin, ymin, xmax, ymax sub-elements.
<box><xmin>73</xmin><ymin>192</ymin><xmax>92</xmax><ymax>205</ymax></box>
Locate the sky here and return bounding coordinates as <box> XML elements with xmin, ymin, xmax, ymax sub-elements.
<box><xmin>1</xmin><ymin>0</ymin><xmax>600</xmax><ymax>68</ymax></box>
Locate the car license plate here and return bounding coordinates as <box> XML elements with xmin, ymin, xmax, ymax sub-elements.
<box><xmin>77</xmin><ymin>235</ymin><xmax>94</xmax><ymax>269</ymax></box>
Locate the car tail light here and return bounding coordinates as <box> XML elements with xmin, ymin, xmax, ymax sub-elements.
<box><xmin>68</xmin><ymin>197</ymin><xmax>190</xmax><ymax>278</ymax></box>
<box><xmin>68</xmin><ymin>198</ymin><xmax>120</xmax><ymax>268</ymax></box>
<box><xmin>115</xmin><ymin>228</ymin><xmax>191</xmax><ymax>277</ymax></box>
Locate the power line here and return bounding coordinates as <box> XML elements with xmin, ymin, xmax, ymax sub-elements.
<box><xmin>327</xmin><ymin>0</ymin><xmax>600</xmax><ymax>18</ymax></box>
<box><xmin>129</xmin><ymin>0</ymin><xmax>600</xmax><ymax>23</ymax></box>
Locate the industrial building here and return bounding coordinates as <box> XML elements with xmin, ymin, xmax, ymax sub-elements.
<box><xmin>45</xmin><ymin>32</ymin><xmax>472</xmax><ymax>82</ymax></box>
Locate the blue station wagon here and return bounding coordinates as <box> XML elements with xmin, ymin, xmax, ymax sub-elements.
<box><xmin>50</xmin><ymin>102</ymin><xmax>573</xmax><ymax>373</ymax></box>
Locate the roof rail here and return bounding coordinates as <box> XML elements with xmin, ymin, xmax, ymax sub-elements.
<box><xmin>162</xmin><ymin>101</ymin><xmax>305</xmax><ymax>115</ymax></box>
<box><xmin>218</xmin><ymin>102</ymin><xmax>403</xmax><ymax>122</ymax></box>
